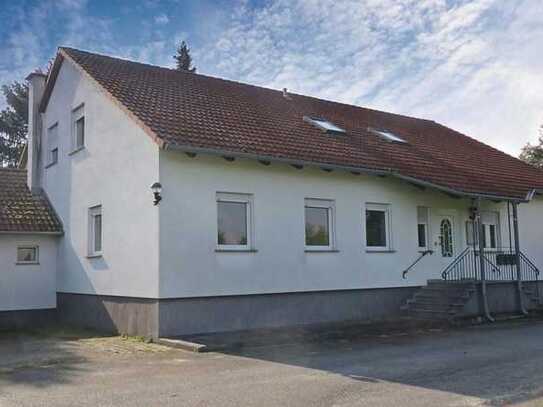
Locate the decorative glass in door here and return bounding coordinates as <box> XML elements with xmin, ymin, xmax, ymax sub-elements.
<box><xmin>440</xmin><ymin>219</ymin><xmax>454</xmax><ymax>257</ymax></box>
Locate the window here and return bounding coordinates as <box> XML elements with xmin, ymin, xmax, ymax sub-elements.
<box><xmin>440</xmin><ymin>218</ymin><xmax>454</xmax><ymax>257</ymax></box>
<box><xmin>303</xmin><ymin>116</ymin><xmax>345</xmax><ymax>134</ymax></box>
<box><xmin>72</xmin><ymin>104</ymin><xmax>85</xmax><ymax>152</ymax></box>
<box><xmin>47</xmin><ymin>123</ymin><xmax>59</xmax><ymax>166</ymax></box>
<box><xmin>466</xmin><ymin>221</ymin><xmax>477</xmax><ymax>246</ymax></box>
<box><xmin>217</xmin><ymin>193</ymin><xmax>253</xmax><ymax>250</ymax></box>
<box><xmin>466</xmin><ymin>211</ymin><xmax>499</xmax><ymax>249</ymax></box>
<box><xmin>305</xmin><ymin>199</ymin><xmax>335</xmax><ymax>250</ymax></box>
<box><xmin>417</xmin><ymin>207</ymin><xmax>429</xmax><ymax>250</ymax></box>
<box><xmin>365</xmin><ymin>203</ymin><xmax>391</xmax><ymax>250</ymax></box>
<box><xmin>88</xmin><ymin>205</ymin><xmax>102</xmax><ymax>256</ymax></box>
<box><xmin>368</xmin><ymin>127</ymin><xmax>407</xmax><ymax>143</ymax></box>
<box><xmin>16</xmin><ymin>246</ymin><xmax>39</xmax><ymax>264</ymax></box>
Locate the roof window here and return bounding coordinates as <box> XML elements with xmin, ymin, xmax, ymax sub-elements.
<box><xmin>368</xmin><ymin>127</ymin><xmax>407</xmax><ymax>143</ymax></box>
<box><xmin>304</xmin><ymin>116</ymin><xmax>345</xmax><ymax>134</ymax></box>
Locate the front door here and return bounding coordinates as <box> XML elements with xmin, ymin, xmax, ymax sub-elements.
<box><xmin>434</xmin><ymin>215</ymin><xmax>455</xmax><ymax>260</ymax></box>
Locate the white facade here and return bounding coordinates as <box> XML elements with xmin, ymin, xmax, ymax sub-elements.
<box><xmin>39</xmin><ymin>59</ymin><xmax>160</xmax><ymax>298</ymax></box>
<box><xmin>158</xmin><ymin>152</ymin><xmax>540</xmax><ymax>298</ymax></box>
<box><xmin>0</xmin><ymin>234</ymin><xmax>57</xmax><ymax>311</ymax></box>
<box><xmin>26</xmin><ymin>57</ymin><xmax>543</xmax><ymax>305</ymax></box>
<box><xmin>519</xmin><ymin>197</ymin><xmax>543</xmax><ymax>261</ymax></box>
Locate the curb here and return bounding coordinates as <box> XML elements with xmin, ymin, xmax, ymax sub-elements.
<box><xmin>156</xmin><ymin>337</ymin><xmax>208</xmax><ymax>353</ymax></box>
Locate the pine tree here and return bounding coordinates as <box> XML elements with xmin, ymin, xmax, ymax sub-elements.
<box><xmin>0</xmin><ymin>81</ymin><xmax>28</xmax><ymax>167</ymax></box>
<box><xmin>519</xmin><ymin>125</ymin><xmax>543</xmax><ymax>169</ymax></box>
<box><xmin>173</xmin><ymin>41</ymin><xmax>196</xmax><ymax>73</ymax></box>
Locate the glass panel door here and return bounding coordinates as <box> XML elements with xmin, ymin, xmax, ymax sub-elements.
<box><xmin>439</xmin><ymin>217</ymin><xmax>454</xmax><ymax>257</ymax></box>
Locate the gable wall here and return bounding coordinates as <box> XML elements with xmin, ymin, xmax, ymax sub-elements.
<box><xmin>158</xmin><ymin>152</ymin><xmax>525</xmax><ymax>299</ymax></box>
<box><xmin>40</xmin><ymin>60</ymin><xmax>160</xmax><ymax>298</ymax></box>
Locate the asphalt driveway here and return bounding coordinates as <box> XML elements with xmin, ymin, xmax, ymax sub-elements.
<box><xmin>1</xmin><ymin>319</ymin><xmax>543</xmax><ymax>406</ymax></box>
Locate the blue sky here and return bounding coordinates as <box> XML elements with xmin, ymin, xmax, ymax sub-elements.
<box><xmin>1</xmin><ymin>0</ymin><xmax>542</xmax><ymax>156</ymax></box>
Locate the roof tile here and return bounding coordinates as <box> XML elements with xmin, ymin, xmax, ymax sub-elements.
<box><xmin>0</xmin><ymin>169</ymin><xmax>62</xmax><ymax>234</ymax></box>
<box><xmin>51</xmin><ymin>47</ymin><xmax>543</xmax><ymax>199</ymax></box>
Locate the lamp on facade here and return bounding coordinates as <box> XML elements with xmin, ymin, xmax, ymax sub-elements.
<box><xmin>151</xmin><ymin>182</ymin><xmax>162</xmax><ymax>206</ymax></box>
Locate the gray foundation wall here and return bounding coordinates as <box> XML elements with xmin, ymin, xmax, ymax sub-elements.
<box><xmin>461</xmin><ymin>281</ymin><xmax>543</xmax><ymax>317</ymax></box>
<box><xmin>57</xmin><ymin>293</ymin><xmax>159</xmax><ymax>338</ymax></box>
<box><xmin>158</xmin><ymin>287</ymin><xmax>420</xmax><ymax>337</ymax></box>
<box><xmin>57</xmin><ymin>287</ymin><xmax>419</xmax><ymax>338</ymax></box>
<box><xmin>0</xmin><ymin>308</ymin><xmax>57</xmax><ymax>331</ymax></box>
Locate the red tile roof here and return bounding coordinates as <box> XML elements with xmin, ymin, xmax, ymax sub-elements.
<box><xmin>0</xmin><ymin>168</ymin><xmax>62</xmax><ymax>233</ymax></box>
<box><xmin>44</xmin><ymin>47</ymin><xmax>543</xmax><ymax>200</ymax></box>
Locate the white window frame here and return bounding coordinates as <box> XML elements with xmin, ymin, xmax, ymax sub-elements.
<box><xmin>482</xmin><ymin>223</ymin><xmax>499</xmax><ymax>250</ymax></box>
<box><xmin>46</xmin><ymin>122</ymin><xmax>59</xmax><ymax>167</ymax></box>
<box><xmin>417</xmin><ymin>206</ymin><xmax>430</xmax><ymax>251</ymax></box>
<box><xmin>304</xmin><ymin>198</ymin><xmax>336</xmax><ymax>251</ymax></box>
<box><xmin>216</xmin><ymin>193</ymin><xmax>254</xmax><ymax>251</ymax></box>
<box><xmin>71</xmin><ymin>104</ymin><xmax>85</xmax><ymax>153</ymax></box>
<box><xmin>16</xmin><ymin>245</ymin><xmax>39</xmax><ymax>265</ymax></box>
<box><xmin>466</xmin><ymin>213</ymin><xmax>500</xmax><ymax>250</ymax></box>
<box><xmin>365</xmin><ymin>203</ymin><xmax>392</xmax><ymax>252</ymax></box>
<box><xmin>88</xmin><ymin>205</ymin><xmax>103</xmax><ymax>257</ymax></box>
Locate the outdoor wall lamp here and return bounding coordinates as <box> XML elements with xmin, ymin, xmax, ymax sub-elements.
<box><xmin>151</xmin><ymin>182</ymin><xmax>162</xmax><ymax>206</ymax></box>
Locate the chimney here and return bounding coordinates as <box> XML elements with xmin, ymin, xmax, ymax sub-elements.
<box><xmin>25</xmin><ymin>72</ymin><xmax>47</xmax><ymax>193</ymax></box>
<box><xmin>282</xmin><ymin>87</ymin><xmax>291</xmax><ymax>100</ymax></box>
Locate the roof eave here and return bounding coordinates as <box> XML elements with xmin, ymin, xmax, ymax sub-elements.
<box><xmin>0</xmin><ymin>231</ymin><xmax>64</xmax><ymax>236</ymax></box>
<box><xmin>162</xmin><ymin>143</ymin><xmax>527</xmax><ymax>202</ymax></box>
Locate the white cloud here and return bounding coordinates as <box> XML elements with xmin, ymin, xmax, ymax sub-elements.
<box><xmin>2</xmin><ymin>0</ymin><xmax>541</xmax><ymax>157</ymax></box>
<box><xmin>154</xmin><ymin>14</ymin><xmax>169</xmax><ymax>25</ymax></box>
<box><xmin>200</xmin><ymin>0</ymin><xmax>543</xmax><ymax>156</ymax></box>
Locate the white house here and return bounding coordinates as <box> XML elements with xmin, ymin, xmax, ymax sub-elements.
<box><xmin>2</xmin><ymin>47</ymin><xmax>542</xmax><ymax>338</ymax></box>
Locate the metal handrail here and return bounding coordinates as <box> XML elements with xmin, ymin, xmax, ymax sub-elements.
<box><xmin>402</xmin><ymin>250</ymin><xmax>433</xmax><ymax>279</ymax></box>
<box><xmin>441</xmin><ymin>247</ymin><xmax>471</xmax><ymax>280</ymax></box>
<box><xmin>442</xmin><ymin>247</ymin><xmax>541</xmax><ymax>282</ymax></box>
<box><xmin>519</xmin><ymin>252</ymin><xmax>541</xmax><ymax>277</ymax></box>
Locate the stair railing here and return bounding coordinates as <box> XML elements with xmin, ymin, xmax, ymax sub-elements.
<box><xmin>442</xmin><ymin>247</ymin><xmax>541</xmax><ymax>283</ymax></box>
<box><xmin>402</xmin><ymin>250</ymin><xmax>433</xmax><ymax>279</ymax></box>
<box><xmin>441</xmin><ymin>247</ymin><xmax>474</xmax><ymax>281</ymax></box>
<box><xmin>519</xmin><ymin>251</ymin><xmax>541</xmax><ymax>281</ymax></box>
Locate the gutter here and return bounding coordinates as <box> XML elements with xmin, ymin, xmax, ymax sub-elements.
<box><xmin>0</xmin><ymin>231</ymin><xmax>64</xmax><ymax>236</ymax></box>
<box><xmin>163</xmin><ymin>143</ymin><xmax>528</xmax><ymax>203</ymax></box>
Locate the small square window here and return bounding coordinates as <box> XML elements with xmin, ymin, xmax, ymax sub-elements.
<box><xmin>365</xmin><ymin>204</ymin><xmax>391</xmax><ymax>251</ymax></box>
<box><xmin>305</xmin><ymin>199</ymin><xmax>335</xmax><ymax>250</ymax></box>
<box><xmin>217</xmin><ymin>193</ymin><xmax>253</xmax><ymax>250</ymax></box>
<box><xmin>17</xmin><ymin>246</ymin><xmax>39</xmax><ymax>264</ymax></box>
<box><xmin>72</xmin><ymin>105</ymin><xmax>85</xmax><ymax>152</ymax></box>
<box><xmin>88</xmin><ymin>205</ymin><xmax>103</xmax><ymax>256</ymax></box>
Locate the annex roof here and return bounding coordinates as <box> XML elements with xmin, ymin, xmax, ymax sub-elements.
<box><xmin>0</xmin><ymin>168</ymin><xmax>62</xmax><ymax>234</ymax></box>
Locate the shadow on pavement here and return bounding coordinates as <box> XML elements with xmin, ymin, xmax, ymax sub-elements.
<box><xmin>0</xmin><ymin>326</ymin><xmax>100</xmax><ymax>388</ymax></box>
<box><xmin>180</xmin><ymin>317</ymin><xmax>543</xmax><ymax>406</ymax></box>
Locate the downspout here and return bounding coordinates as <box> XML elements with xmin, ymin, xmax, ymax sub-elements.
<box><xmin>512</xmin><ymin>202</ymin><xmax>529</xmax><ymax>315</ymax></box>
<box><xmin>477</xmin><ymin>198</ymin><xmax>494</xmax><ymax>322</ymax></box>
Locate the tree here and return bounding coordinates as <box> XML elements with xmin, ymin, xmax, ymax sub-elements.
<box><xmin>0</xmin><ymin>81</ymin><xmax>28</xmax><ymax>167</ymax></box>
<box><xmin>173</xmin><ymin>40</ymin><xmax>196</xmax><ymax>73</ymax></box>
<box><xmin>519</xmin><ymin>125</ymin><xmax>543</xmax><ymax>169</ymax></box>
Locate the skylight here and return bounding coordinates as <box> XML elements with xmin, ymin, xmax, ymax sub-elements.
<box><xmin>304</xmin><ymin>116</ymin><xmax>346</xmax><ymax>134</ymax></box>
<box><xmin>368</xmin><ymin>128</ymin><xmax>407</xmax><ymax>143</ymax></box>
